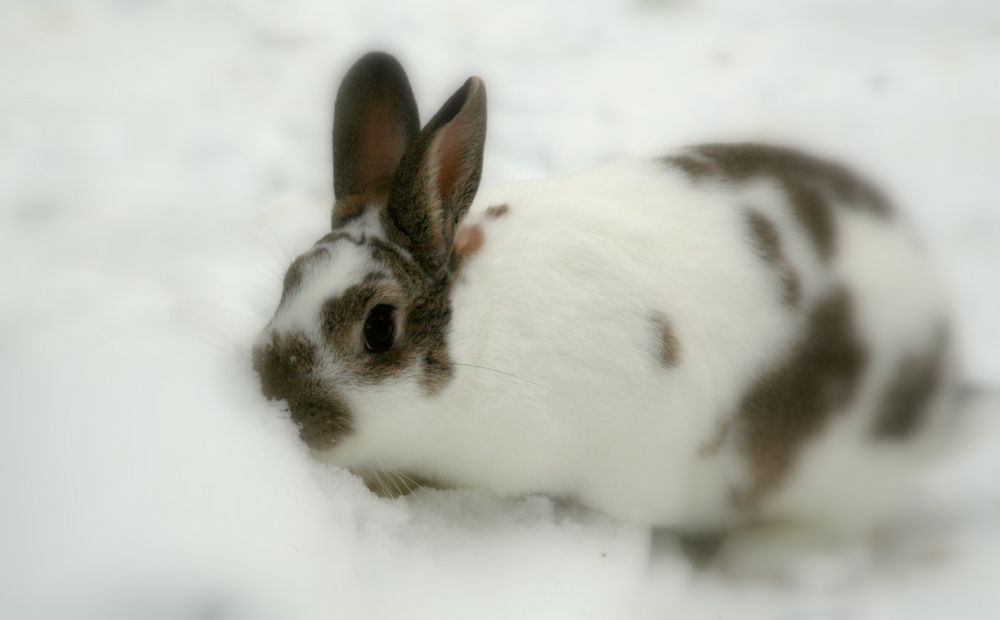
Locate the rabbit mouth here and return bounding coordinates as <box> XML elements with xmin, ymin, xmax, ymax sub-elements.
<box><xmin>285</xmin><ymin>396</ymin><xmax>353</xmax><ymax>450</ymax></box>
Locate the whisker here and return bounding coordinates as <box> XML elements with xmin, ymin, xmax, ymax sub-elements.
<box><xmin>378</xmin><ymin>460</ymin><xmax>405</xmax><ymax>499</ymax></box>
<box><xmin>366</xmin><ymin>468</ymin><xmax>384</xmax><ymax>497</ymax></box>
<box><xmin>451</xmin><ymin>361</ymin><xmax>556</xmax><ymax>393</ymax></box>
<box><xmin>241</xmin><ymin>223</ymin><xmax>288</xmax><ymax>271</ymax></box>
<box><xmin>185</xmin><ymin>316</ymin><xmax>252</xmax><ymax>358</ymax></box>
<box><xmin>394</xmin><ymin>470</ymin><xmax>427</xmax><ymax>507</ymax></box>
<box><xmin>256</xmin><ymin>207</ymin><xmax>293</xmax><ymax>262</ymax></box>
<box><xmin>389</xmin><ymin>471</ymin><xmax>405</xmax><ymax>499</ymax></box>
<box><xmin>248</xmin><ymin>260</ymin><xmax>284</xmax><ymax>285</ymax></box>
<box><xmin>366</xmin><ymin>462</ymin><xmax>390</xmax><ymax>498</ymax></box>
<box><xmin>189</xmin><ymin>333</ymin><xmax>247</xmax><ymax>362</ymax></box>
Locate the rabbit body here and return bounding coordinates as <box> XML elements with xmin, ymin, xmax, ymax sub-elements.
<box><xmin>253</xmin><ymin>54</ymin><xmax>959</xmax><ymax>534</ymax></box>
<box><xmin>332</xmin><ymin>153</ymin><xmax>956</xmax><ymax>532</ymax></box>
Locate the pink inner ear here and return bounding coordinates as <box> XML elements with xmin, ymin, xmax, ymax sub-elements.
<box><xmin>434</xmin><ymin>116</ymin><xmax>468</xmax><ymax>205</ymax></box>
<box><xmin>359</xmin><ymin>94</ymin><xmax>408</xmax><ymax>192</ymax></box>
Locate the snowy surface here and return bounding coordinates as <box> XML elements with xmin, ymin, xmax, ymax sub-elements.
<box><xmin>2</xmin><ymin>1</ymin><xmax>999</xmax><ymax>618</ymax></box>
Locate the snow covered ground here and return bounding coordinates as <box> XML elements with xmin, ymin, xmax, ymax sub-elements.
<box><xmin>1</xmin><ymin>1</ymin><xmax>998</xmax><ymax>618</ymax></box>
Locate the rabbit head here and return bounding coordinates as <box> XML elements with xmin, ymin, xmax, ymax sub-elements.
<box><xmin>252</xmin><ymin>52</ymin><xmax>486</xmax><ymax>451</ymax></box>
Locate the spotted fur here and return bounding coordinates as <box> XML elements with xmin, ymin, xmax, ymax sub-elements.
<box><xmin>253</xmin><ymin>332</ymin><xmax>353</xmax><ymax>448</ymax></box>
<box><xmin>451</xmin><ymin>224</ymin><xmax>485</xmax><ymax>271</ymax></box>
<box><xmin>485</xmin><ymin>203</ymin><xmax>510</xmax><ymax>218</ymax></box>
<box><xmin>666</xmin><ymin>143</ymin><xmax>892</xmax><ymax>260</ymax></box>
<box><xmin>745</xmin><ymin>209</ymin><xmax>802</xmax><ymax>308</ymax></box>
<box><xmin>651</xmin><ymin>312</ymin><xmax>682</xmax><ymax>367</ymax></box>
<box><xmin>252</xmin><ymin>53</ymin><xmax>959</xmax><ymax>536</ymax></box>
<box><xmin>734</xmin><ymin>289</ymin><xmax>868</xmax><ymax>507</ymax></box>
<box><xmin>872</xmin><ymin>325</ymin><xmax>951</xmax><ymax>439</ymax></box>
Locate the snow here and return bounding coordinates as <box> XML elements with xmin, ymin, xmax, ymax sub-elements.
<box><xmin>1</xmin><ymin>0</ymin><xmax>998</xmax><ymax>618</ymax></box>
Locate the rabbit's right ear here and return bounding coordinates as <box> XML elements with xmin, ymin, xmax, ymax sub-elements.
<box><xmin>332</xmin><ymin>52</ymin><xmax>420</xmax><ymax>200</ymax></box>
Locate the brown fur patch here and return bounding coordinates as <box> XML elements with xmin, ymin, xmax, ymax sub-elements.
<box><xmin>321</xmin><ymin>275</ymin><xmax>390</xmax><ymax>350</ymax></box>
<box><xmin>311</xmin><ymin>259</ymin><xmax>455</xmax><ymax>395</ymax></box>
<box><xmin>368</xmin><ymin>238</ymin><xmax>455</xmax><ymax>393</ymax></box>
<box><xmin>745</xmin><ymin>209</ymin><xmax>802</xmax><ymax>307</ymax></box>
<box><xmin>651</xmin><ymin>312</ymin><xmax>682</xmax><ymax>367</ymax></box>
<box><xmin>664</xmin><ymin>143</ymin><xmax>893</xmax><ymax>260</ymax></box>
<box><xmin>735</xmin><ymin>289</ymin><xmax>868</xmax><ymax>507</ymax></box>
<box><xmin>408</xmin><ymin>274</ymin><xmax>456</xmax><ymax>393</ymax></box>
<box><xmin>485</xmin><ymin>203</ymin><xmax>510</xmax><ymax>218</ymax></box>
<box><xmin>253</xmin><ymin>333</ymin><xmax>353</xmax><ymax>449</ymax></box>
<box><xmin>872</xmin><ymin>326</ymin><xmax>950</xmax><ymax>439</ymax></box>
<box><xmin>369</xmin><ymin>237</ymin><xmax>425</xmax><ymax>287</ymax></box>
<box><xmin>451</xmin><ymin>225</ymin><xmax>485</xmax><ymax>271</ymax></box>
<box><xmin>667</xmin><ymin>154</ymin><xmax>714</xmax><ymax>179</ymax></box>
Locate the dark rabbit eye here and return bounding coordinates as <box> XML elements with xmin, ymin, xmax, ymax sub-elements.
<box><xmin>363</xmin><ymin>304</ymin><xmax>396</xmax><ymax>353</ymax></box>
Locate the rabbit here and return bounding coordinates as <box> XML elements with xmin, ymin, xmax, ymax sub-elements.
<box><xmin>252</xmin><ymin>51</ymin><xmax>961</xmax><ymax>541</ymax></box>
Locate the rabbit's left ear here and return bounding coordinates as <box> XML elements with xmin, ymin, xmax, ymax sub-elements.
<box><xmin>332</xmin><ymin>52</ymin><xmax>420</xmax><ymax>200</ymax></box>
<box><xmin>387</xmin><ymin>77</ymin><xmax>487</xmax><ymax>274</ymax></box>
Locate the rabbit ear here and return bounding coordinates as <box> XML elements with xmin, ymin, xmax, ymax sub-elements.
<box><xmin>332</xmin><ymin>52</ymin><xmax>420</xmax><ymax>200</ymax></box>
<box><xmin>387</xmin><ymin>77</ymin><xmax>487</xmax><ymax>273</ymax></box>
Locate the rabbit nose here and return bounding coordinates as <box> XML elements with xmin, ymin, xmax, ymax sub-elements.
<box><xmin>252</xmin><ymin>333</ymin><xmax>317</xmax><ymax>402</ymax></box>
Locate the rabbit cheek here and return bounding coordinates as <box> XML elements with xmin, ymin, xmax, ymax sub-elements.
<box><xmin>253</xmin><ymin>334</ymin><xmax>353</xmax><ymax>449</ymax></box>
<box><xmin>734</xmin><ymin>289</ymin><xmax>868</xmax><ymax>508</ymax></box>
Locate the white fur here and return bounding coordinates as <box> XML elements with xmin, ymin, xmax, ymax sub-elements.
<box><xmin>266</xmin><ymin>242</ymin><xmax>371</xmax><ymax>343</ymax></box>
<box><xmin>288</xmin><ymin>156</ymin><xmax>954</xmax><ymax>532</ymax></box>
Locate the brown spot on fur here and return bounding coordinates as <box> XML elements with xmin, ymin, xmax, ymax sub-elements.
<box><xmin>872</xmin><ymin>326</ymin><xmax>950</xmax><ymax>439</ymax></box>
<box><xmin>485</xmin><ymin>203</ymin><xmax>510</xmax><ymax>218</ymax></box>
<box><xmin>745</xmin><ymin>209</ymin><xmax>802</xmax><ymax>307</ymax></box>
<box><xmin>409</xmin><ymin>275</ymin><xmax>456</xmax><ymax>393</ymax></box>
<box><xmin>451</xmin><ymin>225</ymin><xmax>485</xmax><ymax>271</ymax></box>
<box><xmin>785</xmin><ymin>183</ymin><xmax>836</xmax><ymax>261</ymax></box>
<box><xmin>369</xmin><ymin>238</ymin><xmax>456</xmax><ymax>393</ymax></box>
<box><xmin>664</xmin><ymin>143</ymin><xmax>893</xmax><ymax>260</ymax></box>
<box><xmin>280</xmin><ymin>258</ymin><xmax>307</xmax><ymax>305</ymax></box>
<box><xmin>735</xmin><ymin>288</ymin><xmax>868</xmax><ymax>507</ymax></box>
<box><xmin>321</xmin><ymin>275</ymin><xmax>388</xmax><ymax>350</ymax></box>
<box><xmin>667</xmin><ymin>154</ymin><xmax>714</xmax><ymax>179</ymax></box>
<box><xmin>253</xmin><ymin>333</ymin><xmax>353</xmax><ymax>449</ymax></box>
<box><xmin>651</xmin><ymin>312</ymin><xmax>681</xmax><ymax>367</ymax></box>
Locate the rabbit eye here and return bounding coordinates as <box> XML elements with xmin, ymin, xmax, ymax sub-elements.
<box><xmin>363</xmin><ymin>304</ymin><xmax>396</xmax><ymax>353</ymax></box>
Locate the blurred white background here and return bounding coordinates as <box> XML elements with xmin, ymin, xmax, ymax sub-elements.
<box><xmin>1</xmin><ymin>1</ymin><xmax>998</xmax><ymax>619</ymax></box>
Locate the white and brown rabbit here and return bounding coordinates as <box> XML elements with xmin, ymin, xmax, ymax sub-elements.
<box><xmin>253</xmin><ymin>52</ymin><xmax>960</xmax><ymax>543</ymax></box>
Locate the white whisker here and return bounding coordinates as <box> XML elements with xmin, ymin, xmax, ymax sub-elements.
<box><xmin>451</xmin><ymin>361</ymin><xmax>556</xmax><ymax>393</ymax></box>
